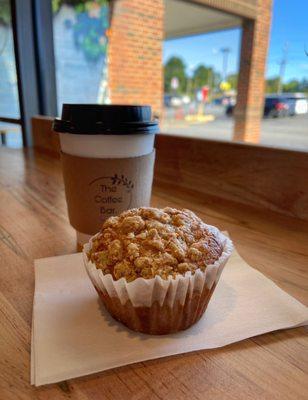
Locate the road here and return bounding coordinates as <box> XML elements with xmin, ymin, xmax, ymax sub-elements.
<box><xmin>161</xmin><ymin>112</ymin><xmax>308</xmax><ymax>152</ymax></box>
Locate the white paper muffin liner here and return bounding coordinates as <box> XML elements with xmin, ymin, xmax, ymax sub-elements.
<box><xmin>82</xmin><ymin>229</ymin><xmax>233</xmax><ymax>309</ymax></box>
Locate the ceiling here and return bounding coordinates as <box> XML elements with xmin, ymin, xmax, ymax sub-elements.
<box><xmin>164</xmin><ymin>0</ymin><xmax>242</xmax><ymax>39</ymax></box>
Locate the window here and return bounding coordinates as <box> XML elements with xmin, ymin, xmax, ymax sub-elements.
<box><xmin>162</xmin><ymin>27</ymin><xmax>241</xmax><ymax>143</ymax></box>
<box><xmin>162</xmin><ymin>0</ymin><xmax>308</xmax><ymax>151</ymax></box>
<box><xmin>0</xmin><ymin>0</ymin><xmax>22</xmax><ymax>147</ymax></box>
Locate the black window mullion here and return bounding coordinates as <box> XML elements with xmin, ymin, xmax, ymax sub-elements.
<box><xmin>33</xmin><ymin>0</ymin><xmax>57</xmax><ymax>117</ymax></box>
<box><xmin>11</xmin><ymin>0</ymin><xmax>57</xmax><ymax>147</ymax></box>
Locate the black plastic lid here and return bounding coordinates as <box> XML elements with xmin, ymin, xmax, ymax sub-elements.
<box><xmin>53</xmin><ymin>104</ymin><xmax>159</xmax><ymax>135</ymax></box>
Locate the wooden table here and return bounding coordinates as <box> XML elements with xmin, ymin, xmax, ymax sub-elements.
<box><xmin>1</xmin><ymin>147</ymin><xmax>307</xmax><ymax>399</ymax></box>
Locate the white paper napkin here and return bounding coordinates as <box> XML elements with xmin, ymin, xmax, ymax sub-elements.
<box><xmin>31</xmin><ymin>249</ymin><xmax>308</xmax><ymax>386</ymax></box>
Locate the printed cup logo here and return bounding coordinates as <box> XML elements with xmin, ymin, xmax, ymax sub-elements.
<box><xmin>89</xmin><ymin>174</ymin><xmax>134</xmax><ymax>221</ymax></box>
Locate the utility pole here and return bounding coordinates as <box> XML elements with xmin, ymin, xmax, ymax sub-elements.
<box><xmin>277</xmin><ymin>42</ymin><xmax>289</xmax><ymax>93</ymax></box>
<box><xmin>220</xmin><ymin>47</ymin><xmax>231</xmax><ymax>81</ymax></box>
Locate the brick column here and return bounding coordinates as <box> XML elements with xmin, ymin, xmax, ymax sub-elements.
<box><xmin>233</xmin><ymin>0</ymin><xmax>272</xmax><ymax>143</ymax></box>
<box><xmin>108</xmin><ymin>0</ymin><xmax>164</xmax><ymax>117</ymax></box>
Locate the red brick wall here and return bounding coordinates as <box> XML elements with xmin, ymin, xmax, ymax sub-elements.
<box><xmin>233</xmin><ymin>0</ymin><xmax>272</xmax><ymax>143</ymax></box>
<box><xmin>108</xmin><ymin>0</ymin><xmax>164</xmax><ymax>117</ymax></box>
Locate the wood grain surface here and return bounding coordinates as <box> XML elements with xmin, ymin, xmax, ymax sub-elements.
<box><xmin>32</xmin><ymin>116</ymin><xmax>60</xmax><ymax>157</ymax></box>
<box><xmin>155</xmin><ymin>134</ymin><xmax>308</xmax><ymax>222</ymax></box>
<box><xmin>0</xmin><ymin>147</ymin><xmax>307</xmax><ymax>399</ymax></box>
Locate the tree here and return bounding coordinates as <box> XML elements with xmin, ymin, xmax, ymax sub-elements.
<box><xmin>266</xmin><ymin>77</ymin><xmax>280</xmax><ymax>93</ymax></box>
<box><xmin>265</xmin><ymin>77</ymin><xmax>308</xmax><ymax>94</ymax></box>
<box><xmin>164</xmin><ymin>57</ymin><xmax>187</xmax><ymax>94</ymax></box>
<box><xmin>192</xmin><ymin>65</ymin><xmax>213</xmax><ymax>90</ymax></box>
<box><xmin>282</xmin><ymin>80</ymin><xmax>300</xmax><ymax>93</ymax></box>
<box><xmin>226</xmin><ymin>73</ymin><xmax>238</xmax><ymax>89</ymax></box>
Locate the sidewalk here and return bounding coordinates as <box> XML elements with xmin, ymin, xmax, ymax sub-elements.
<box><xmin>161</xmin><ymin>114</ymin><xmax>308</xmax><ymax>151</ymax></box>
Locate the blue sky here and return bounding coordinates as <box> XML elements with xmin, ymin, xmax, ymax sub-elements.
<box><xmin>163</xmin><ymin>0</ymin><xmax>308</xmax><ymax>82</ymax></box>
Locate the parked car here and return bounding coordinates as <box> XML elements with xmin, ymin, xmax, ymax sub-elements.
<box><xmin>164</xmin><ymin>95</ymin><xmax>189</xmax><ymax>108</ymax></box>
<box><xmin>226</xmin><ymin>96</ymin><xmax>290</xmax><ymax>118</ymax></box>
<box><xmin>264</xmin><ymin>97</ymin><xmax>289</xmax><ymax>117</ymax></box>
<box><xmin>281</xmin><ymin>95</ymin><xmax>308</xmax><ymax>115</ymax></box>
<box><xmin>164</xmin><ymin>94</ymin><xmax>173</xmax><ymax>107</ymax></box>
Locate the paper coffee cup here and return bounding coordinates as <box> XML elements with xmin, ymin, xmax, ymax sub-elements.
<box><xmin>53</xmin><ymin>104</ymin><xmax>159</xmax><ymax>248</ymax></box>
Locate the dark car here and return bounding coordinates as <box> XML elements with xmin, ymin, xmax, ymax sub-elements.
<box><xmin>164</xmin><ymin>94</ymin><xmax>172</xmax><ymax>108</ymax></box>
<box><xmin>226</xmin><ymin>96</ymin><xmax>289</xmax><ymax>118</ymax></box>
<box><xmin>264</xmin><ymin>97</ymin><xmax>289</xmax><ymax>117</ymax></box>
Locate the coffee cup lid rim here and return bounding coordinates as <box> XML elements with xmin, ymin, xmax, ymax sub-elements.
<box><xmin>53</xmin><ymin>104</ymin><xmax>159</xmax><ymax>135</ymax></box>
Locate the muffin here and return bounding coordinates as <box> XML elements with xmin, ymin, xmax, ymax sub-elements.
<box><xmin>83</xmin><ymin>207</ymin><xmax>233</xmax><ymax>334</ymax></box>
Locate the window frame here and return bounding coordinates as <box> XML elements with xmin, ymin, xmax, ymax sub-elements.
<box><xmin>0</xmin><ymin>0</ymin><xmax>57</xmax><ymax>146</ymax></box>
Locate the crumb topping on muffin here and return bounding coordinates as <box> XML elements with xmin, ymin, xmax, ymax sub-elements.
<box><xmin>87</xmin><ymin>207</ymin><xmax>223</xmax><ymax>282</ymax></box>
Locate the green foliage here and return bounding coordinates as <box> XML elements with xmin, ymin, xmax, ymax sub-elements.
<box><xmin>164</xmin><ymin>57</ymin><xmax>187</xmax><ymax>94</ymax></box>
<box><xmin>52</xmin><ymin>0</ymin><xmax>109</xmax><ymax>14</ymax></box>
<box><xmin>75</xmin><ymin>0</ymin><xmax>109</xmax><ymax>13</ymax></box>
<box><xmin>192</xmin><ymin>65</ymin><xmax>213</xmax><ymax>90</ymax></box>
<box><xmin>0</xmin><ymin>1</ymin><xmax>11</xmax><ymax>25</ymax></box>
<box><xmin>282</xmin><ymin>79</ymin><xmax>308</xmax><ymax>93</ymax></box>
<box><xmin>226</xmin><ymin>73</ymin><xmax>238</xmax><ymax>89</ymax></box>
<box><xmin>266</xmin><ymin>77</ymin><xmax>280</xmax><ymax>93</ymax></box>
<box><xmin>282</xmin><ymin>79</ymin><xmax>300</xmax><ymax>92</ymax></box>
<box><xmin>164</xmin><ymin>57</ymin><xmax>224</xmax><ymax>95</ymax></box>
<box><xmin>52</xmin><ymin>0</ymin><xmax>61</xmax><ymax>13</ymax></box>
<box><xmin>164</xmin><ymin>53</ymin><xmax>230</xmax><ymax>96</ymax></box>
<box><xmin>164</xmin><ymin>56</ymin><xmax>308</xmax><ymax>96</ymax></box>
<box><xmin>265</xmin><ymin>77</ymin><xmax>308</xmax><ymax>93</ymax></box>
